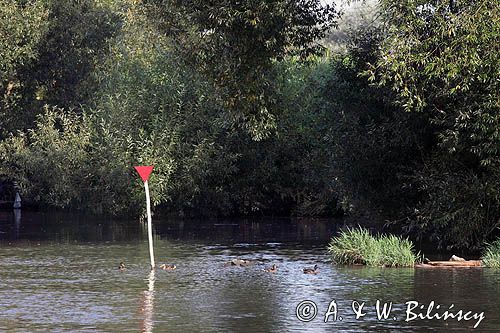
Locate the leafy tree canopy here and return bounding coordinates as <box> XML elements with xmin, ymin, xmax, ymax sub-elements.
<box><xmin>144</xmin><ymin>0</ymin><xmax>340</xmax><ymax>139</ymax></box>
<box><xmin>0</xmin><ymin>0</ymin><xmax>120</xmax><ymax>137</ymax></box>
<box><xmin>368</xmin><ymin>0</ymin><xmax>500</xmax><ymax>166</ymax></box>
<box><xmin>0</xmin><ymin>0</ymin><xmax>48</xmax><ymax>136</ymax></box>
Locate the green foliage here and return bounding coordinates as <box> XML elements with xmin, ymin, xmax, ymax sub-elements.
<box><xmin>0</xmin><ymin>0</ymin><xmax>497</xmax><ymax>252</ymax></box>
<box><xmin>0</xmin><ymin>0</ymin><xmax>49</xmax><ymax>136</ymax></box>
<box><xmin>328</xmin><ymin>227</ymin><xmax>373</xmax><ymax>265</ymax></box>
<box><xmin>28</xmin><ymin>0</ymin><xmax>120</xmax><ymax>108</ymax></box>
<box><xmin>399</xmin><ymin>157</ymin><xmax>500</xmax><ymax>250</ymax></box>
<box><xmin>276</xmin><ymin>30</ymin><xmax>425</xmax><ymax>220</ymax></box>
<box><xmin>351</xmin><ymin>0</ymin><xmax>500</xmax><ymax>250</ymax></box>
<box><xmin>261</xmin><ymin>57</ymin><xmax>341</xmax><ymax>215</ymax></box>
<box><xmin>369</xmin><ymin>0</ymin><xmax>500</xmax><ymax>167</ymax></box>
<box><xmin>145</xmin><ymin>0</ymin><xmax>340</xmax><ymax>139</ymax></box>
<box><xmin>0</xmin><ymin>0</ymin><xmax>120</xmax><ymax>137</ymax></box>
<box><xmin>328</xmin><ymin>227</ymin><xmax>418</xmax><ymax>267</ymax></box>
<box><xmin>0</xmin><ymin>0</ymin><xmax>48</xmax><ymax>76</ymax></box>
<box><xmin>482</xmin><ymin>239</ymin><xmax>500</xmax><ymax>268</ymax></box>
<box><xmin>379</xmin><ymin>235</ymin><xmax>417</xmax><ymax>267</ymax></box>
<box><xmin>89</xmin><ymin>5</ymin><xmax>239</xmax><ymax>215</ymax></box>
<box><xmin>0</xmin><ymin>107</ymin><xmax>136</xmax><ymax>214</ymax></box>
<box><xmin>0</xmin><ymin>0</ymin><xmax>346</xmax><ymax>217</ymax></box>
<box><xmin>322</xmin><ymin>55</ymin><xmax>425</xmax><ymax>216</ymax></box>
<box><xmin>84</xmin><ymin>4</ymin><xmax>343</xmax><ymax>216</ymax></box>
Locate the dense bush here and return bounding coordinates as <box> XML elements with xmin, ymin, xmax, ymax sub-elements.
<box><xmin>359</xmin><ymin>0</ymin><xmax>500</xmax><ymax>250</ymax></box>
<box><xmin>0</xmin><ymin>108</ymin><xmax>137</xmax><ymax>214</ymax></box>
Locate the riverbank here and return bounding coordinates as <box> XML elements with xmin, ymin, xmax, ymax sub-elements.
<box><xmin>327</xmin><ymin>227</ymin><xmax>500</xmax><ymax>268</ymax></box>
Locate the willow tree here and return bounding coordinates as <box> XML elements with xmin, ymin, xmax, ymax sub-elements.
<box><xmin>144</xmin><ymin>0</ymin><xmax>340</xmax><ymax>139</ymax></box>
<box><xmin>369</xmin><ymin>0</ymin><xmax>499</xmax><ymax>166</ymax></box>
<box><xmin>0</xmin><ymin>0</ymin><xmax>48</xmax><ymax>137</ymax></box>
<box><xmin>0</xmin><ymin>0</ymin><xmax>119</xmax><ymax>138</ymax></box>
<box><xmin>367</xmin><ymin>0</ymin><xmax>500</xmax><ymax>249</ymax></box>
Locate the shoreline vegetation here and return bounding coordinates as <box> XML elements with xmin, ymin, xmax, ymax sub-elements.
<box><xmin>0</xmin><ymin>1</ymin><xmax>498</xmax><ymax>251</ymax></box>
<box><xmin>482</xmin><ymin>240</ymin><xmax>500</xmax><ymax>268</ymax></box>
<box><xmin>328</xmin><ymin>228</ymin><xmax>500</xmax><ymax>268</ymax></box>
<box><xmin>328</xmin><ymin>227</ymin><xmax>419</xmax><ymax>267</ymax></box>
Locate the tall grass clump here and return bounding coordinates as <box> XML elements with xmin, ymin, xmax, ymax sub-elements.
<box><xmin>327</xmin><ymin>227</ymin><xmax>375</xmax><ymax>265</ymax></box>
<box><xmin>482</xmin><ymin>239</ymin><xmax>500</xmax><ymax>268</ymax></box>
<box><xmin>328</xmin><ymin>227</ymin><xmax>418</xmax><ymax>267</ymax></box>
<box><xmin>378</xmin><ymin>235</ymin><xmax>418</xmax><ymax>267</ymax></box>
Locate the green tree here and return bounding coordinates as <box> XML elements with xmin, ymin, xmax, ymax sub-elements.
<box><xmin>0</xmin><ymin>0</ymin><xmax>120</xmax><ymax>137</ymax></box>
<box><xmin>26</xmin><ymin>0</ymin><xmax>120</xmax><ymax>108</ymax></box>
<box><xmin>145</xmin><ymin>0</ymin><xmax>340</xmax><ymax>139</ymax></box>
<box><xmin>368</xmin><ymin>0</ymin><xmax>499</xmax><ymax>166</ymax></box>
<box><xmin>362</xmin><ymin>0</ymin><xmax>500</xmax><ymax>249</ymax></box>
<box><xmin>0</xmin><ymin>0</ymin><xmax>48</xmax><ymax>136</ymax></box>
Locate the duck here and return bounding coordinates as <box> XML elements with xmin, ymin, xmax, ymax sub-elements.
<box><xmin>159</xmin><ymin>264</ymin><xmax>177</xmax><ymax>270</ymax></box>
<box><xmin>118</xmin><ymin>262</ymin><xmax>126</xmax><ymax>271</ymax></box>
<box><xmin>224</xmin><ymin>258</ymin><xmax>253</xmax><ymax>267</ymax></box>
<box><xmin>263</xmin><ymin>264</ymin><xmax>277</xmax><ymax>273</ymax></box>
<box><xmin>303</xmin><ymin>264</ymin><xmax>319</xmax><ymax>274</ymax></box>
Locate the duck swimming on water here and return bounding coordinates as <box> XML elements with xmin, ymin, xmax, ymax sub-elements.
<box><xmin>303</xmin><ymin>264</ymin><xmax>319</xmax><ymax>274</ymax></box>
<box><xmin>263</xmin><ymin>264</ymin><xmax>277</xmax><ymax>273</ymax></box>
<box><xmin>159</xmin><ymin>264</ymin><xmax>176</xmax><ymax>270</ymax></box>
<box><xmin>224</xmin><ymin>258</ymin><xmax>254</xmax><ymax>267</ymax></box>
<box><xmin>118</xmin><ymin>262</ymin><xmax>126</xmax><ymax>271</ymax></box>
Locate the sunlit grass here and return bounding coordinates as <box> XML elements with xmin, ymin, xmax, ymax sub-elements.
<box><xmin>328</xmin><ymin>227</ymin><xmax>418</xmax><ymax>267</ymax></box>
<box><xmin>482</xmin><ymin>239</ymin><xmax>500</xmax><ymax>268</ymax></box>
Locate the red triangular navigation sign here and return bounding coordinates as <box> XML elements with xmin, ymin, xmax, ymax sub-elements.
<box><xmin>134</xmin><ymin>165</ymin><xmax>154</xmax><ymax>182</ymax></box>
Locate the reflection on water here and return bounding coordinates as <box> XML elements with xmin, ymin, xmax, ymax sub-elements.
<box><xmin>13</xmin><ymin>209</ymin><xmax>21</xmax><ymax>237</ymax></box>
<box><xmin>140</xmin><ymin>270</ymin><xmax>155</xmax><ymax>333</ymax></box>
<box><xmin>0</xmin><ymin>212</ymin><xmax>499</xmax><ymax>332</ymax></box>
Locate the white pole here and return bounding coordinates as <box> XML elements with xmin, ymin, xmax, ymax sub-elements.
<box><xmin>144</xmin><ymin>180</ymin><xmax>155</xmax><ymax>270</ymax></box>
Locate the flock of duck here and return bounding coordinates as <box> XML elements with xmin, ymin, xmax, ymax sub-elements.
<box><xmin>262</xmin><ymin>264</ymin><xmax>318</xmax><ymax>274</ymax></box>
<box><xmin>118</xmin><ymin>260</ymin><xmax>319</xmax><ymax>274</ymax></box>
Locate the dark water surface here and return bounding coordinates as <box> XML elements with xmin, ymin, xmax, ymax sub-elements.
<box><xmin>0</xmin><ymin>211</ymin><xmax>498</xmax><ymax>332</ymax></box>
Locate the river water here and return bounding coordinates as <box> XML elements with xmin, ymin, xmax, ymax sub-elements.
<box><xmin>0</xmin><ymin>211</ymin><xmax>498</xmax><ymax>332</ymax></box>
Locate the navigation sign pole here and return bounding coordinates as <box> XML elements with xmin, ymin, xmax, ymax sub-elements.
<box><xmin>135</xmin><ymin>166</ymin><xmax>155</xmax><ymax>270</ymax></box>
